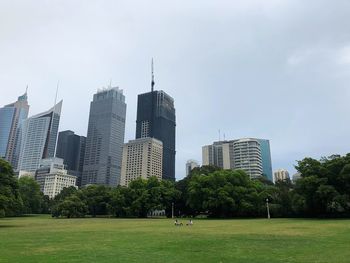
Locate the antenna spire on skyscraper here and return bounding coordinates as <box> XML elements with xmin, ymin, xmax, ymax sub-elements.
<box><xmin>151</xmin><ymin>58</ymin><xmax>155</xmax><ymax>92</ymax></box>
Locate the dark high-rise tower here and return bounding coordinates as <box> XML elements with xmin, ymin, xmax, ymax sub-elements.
<box><xmin>135</xmin><ymin>63</ymin><xmax>176</xmax><ymax>180</ymax></box>
<box><xmin>56</xmin><ymin>130</ymin><xmax>86</xmax><ymax>186</ymax></box>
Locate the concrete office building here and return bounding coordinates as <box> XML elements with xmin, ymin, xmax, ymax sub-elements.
<box><xmin>0</xmin><ymin>91</ymin><xmax>29</xmax><ymax>168</ymax></box>
<box><xmin>17</xmin><ymin>100</ymin><xmax>62</xmax><ymax>174</ymax></box>
<box><xmin>202</xmin><ymin>142</ymin><xmax>225</xmax><ymax>168</ymax></box>
<box><xmin>82</xmin><ymin>87</ymin><xmax>126</xmax><ymax>186</ymax></box>
<box><xmin>202</xmin><ymin>138</ymin><xmax>270</xmax><ymax>180</ymax></box>
<box><xmin>56</xmin><ymin>130</ymin><xmax>86</xmax><ymax>186</ymax></box>
<box><xmin>35</xmin><ymin>157</ymin><xmax>76</xmax><ymax>198</ymax></box>
<box><xmin>186</xmin><ymin>159</ymin><xmax>199</xmax><ymax>176</ymax></box>
<box><xmin>120</xmin><ymin>137</ymin><xmax>163</xmax><ymax>186</ymax></box>
<box><xmin>135</xmin><ymin>70</ymin><xmax>176</xmax><ymax>181</ymax></box>
<box><xmin>274</xmin><ymin>169</ymin><xmax>290</xmax><ymax>182</ymax></box>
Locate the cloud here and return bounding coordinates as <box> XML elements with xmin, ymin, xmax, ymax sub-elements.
<box><xmin>336</xmin><ymin>45</ymin><xmax>350</xmax><ymax>65</ymax></box>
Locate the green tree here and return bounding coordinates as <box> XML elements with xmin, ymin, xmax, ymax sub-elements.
<box><xmin>294</xmin><ymin>154</ymin><xmax>350</xmax><ymax>217</ymax></box>
<box><xmin>52</xmin><ymin>195</ymin><xmax>88</xmax><ymax>218</ymax></box>
<box><xmin>18</xmin><ymin>177</ymin><xmax>43</xmax><ymax>214</ymax></box>
<box><xmin>187</xmin><ymin>169</ymin><xmax>269</xmax><ymax>218</ymax></box>
<box><xmin>175</xmin><ymin>165</ymin><xmax>222</xmax><ymax>217</ymax></box>
<box><xmin>79</xmin><ymin>185</ymin><xmax>111</xmax><ymax>217</ymax></box>
<box><xmin>0</xmin><ymin>159</ymin><xmax>23</xmax><ymax>217</ymax></box>
<box><xmin>108</xmin><ymin>186</ymin><xmax>128</xmax><ymax>217</ymax></box>
<box><xmin>53</xmin><ymin>186</ymin><xmax>78</xmax><ymax>203</ymax></box>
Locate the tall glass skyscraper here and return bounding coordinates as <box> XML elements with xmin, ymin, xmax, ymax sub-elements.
<box><xmin>17</xmin><ymin>100</ymin><xmax>62</xmax><ymax>173</ymax></box>
<box><xmin>0</xmin><ymin>91</ymin><xmax>29</xmax><ymax>168</ymax></box>
<box><xmin>135</xmin><ymin>90</ymin><xmax>176</xmax><ymax>181</ymax></box>
<box><xmin>256</xmin><ymin>139</ymin><xmax>273</xmax><ymax>182</ymax></box>
<box><xmin>82</xmin><ymin>87</ymin><xmax>126</xmax><ymax>186</ymax></box>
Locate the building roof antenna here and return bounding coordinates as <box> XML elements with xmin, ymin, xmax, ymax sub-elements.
<box><xmin>151</xmin><ymin>58</ymin><xmax>155</xmax><ymax>92</ymax></box>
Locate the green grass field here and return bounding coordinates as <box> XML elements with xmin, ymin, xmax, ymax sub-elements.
<box><xmin>1</xmin><ymin>216</ymin><xmax>350</xmax><ymax>263</ymax></box>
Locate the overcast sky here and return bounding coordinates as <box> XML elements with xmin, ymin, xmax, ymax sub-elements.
<box><xmin>1</xmin><ymin>0</ymin><xmax>350</xmax><ymax>179</ymax></box>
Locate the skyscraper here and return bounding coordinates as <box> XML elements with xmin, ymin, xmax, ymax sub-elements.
<box><xmin>135</xmin><ymin>67</ymin><xmax>176</xmax><ymax>181</ymax></box>
<box><xmin>231</xmin><ymin>138</ymin><xmax>263</xmax><ymax>179</ymax></box>
<box><xmin>120</xmin><ymin>137</ymin><xmax>163</xmax><ymax>186</ymax></box>
<box><xmin>17</xmin><ymin>100</ymin><xmax>62</xmax><ymax>174</ymax></box>
<box><xmin>56</xmin><ymin>130</ymin><xmax>86</xmax><ymax>186</ymax></box>
<box><xmin>82</xmin><ymin>87</ymin><xmax>126</xmax><ymax>186</ymax></box>
<box><xmin>0</xmin><ymin>91</ymin><xmax>29</xmax><ymax>168</ymax></box>
<box><xmin>257</xmin><ymin>139</ymin><xmax>273</xmax><ymax>182</ymax></box>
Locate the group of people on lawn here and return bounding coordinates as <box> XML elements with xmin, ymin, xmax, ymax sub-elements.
<box><xmin>174</xmin><ymin>219</ymin><xmax>193</xmax><ymax>226</ymax></box>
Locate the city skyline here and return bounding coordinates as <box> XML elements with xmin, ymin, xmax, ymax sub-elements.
<box><xmin>1</xmin><ymin>1</ymin><xmax>350</xmax><ymax>179</ymax></box>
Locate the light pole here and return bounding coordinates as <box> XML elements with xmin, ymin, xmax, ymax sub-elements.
<box><xmin>171</xmin><ymin>202</ymin><xmax>174</xmax><ymax>219</ymax></box>
<box><xmin>266</xmin><ymin>198</ymin><xmax>270</xmax><ymax>219</ymax></box>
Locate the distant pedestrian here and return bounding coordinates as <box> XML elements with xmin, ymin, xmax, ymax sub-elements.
<box><xmin>187</xmin><ymin>219</ymin><xmax>193</xmax><ymax>226</ymax></box>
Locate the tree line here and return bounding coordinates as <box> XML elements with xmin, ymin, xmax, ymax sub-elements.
<box><xmin>1</xmin><ymin>154</ymin><xmax>350</xmax><ymax>218</ymax></box>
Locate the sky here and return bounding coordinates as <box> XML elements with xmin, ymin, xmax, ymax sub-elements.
<box><xmin>1</xmin><ymin>0</ymin><xmax>350</xmax><ymax>180</ymax></box>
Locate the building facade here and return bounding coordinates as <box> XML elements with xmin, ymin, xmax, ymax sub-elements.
<box><xmin>35</xmin><ymin>157</ymin><xmax>76</xmax><ymax>198</ymax></box>
<box><xmin>82</xmin><ymin>87</ymin><xmax>126</xmax><ymax>186</ymax></box>
<box><xmin>0</xmin><ymin>91</ymin><xmax>29</xmax><ymax>168</ymax></box>
<box><xmin>232</xmin><ymin>138</ymin><xmax>263</xmax><ymax>179</ymax></box>
<box><xmin>185</xmin><ymin>159</ymin><xmax>199</xmax><ymax>176</ymax></box>
<box><xmin>17</xmin><ymin>100</ymin><xmax>62</xmax><ymax>173</ymax></box>
<box><xmin>120</xmin><ymin>137</ymin><xmax>163</xmax><ymax>186</ymax></box>
<box><xmin>274</xmin><ymin>169</ymin><xmax>290</xmax><ymax>182</ymax></box>
<box><xmin>257</xmin><ymin>139</ymin><xmax>273</xmax><ymax>182</ymax></box>
<box><xmin>202</xmin><ymin>138</ymin><xmax>271</xmax><ymax>180</ymax></box>
<box><xmin>202</xmin><ymin>142</ymin><xmax>225</xmax><ymax>169</ymax></box>
<box><xmin>56</xmin><ymin>130</ymin><xmax>86</xmax><ymax>186</ymax></box>
<box><xmin>135</xmin><ymin>90</ymin><xmax>176</xmax><ymax>181</ymax></box>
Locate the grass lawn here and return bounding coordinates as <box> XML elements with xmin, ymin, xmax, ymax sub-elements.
<box><xmin>1</xmin><ymin>216</ymin><xmax>350</xmax><ymax>263</ymax></box>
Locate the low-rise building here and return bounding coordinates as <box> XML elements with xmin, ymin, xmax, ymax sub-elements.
<box><xmin>35</xmin><ymin>157</ymin><xmax>76</xmax><ymax>198</ymax></box>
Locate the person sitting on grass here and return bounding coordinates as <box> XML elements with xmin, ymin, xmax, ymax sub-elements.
<box><xmin>186</xmin><ymin>219</ymin><xmax>193</xmax><ymax>226</ymax></box>
<box><xmin>174</xmin><ymin>219</ymin><xmax>183</xmax><ymax>226</ymax></box>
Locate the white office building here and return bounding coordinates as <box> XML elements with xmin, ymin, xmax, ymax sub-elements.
<box><xmin>274</xmin><ymin>169</ymin><xmax>290</xmax><ymax>182</ymax></box>
<box><xmin>35</xmin><ymin>157</ymin><xmax>76</xmax><ymax>199</ymax></box>
<box><xmin>120</xmin><ymin>137</ymin><xmax>163</xmax><ymax>186</ymax></box>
